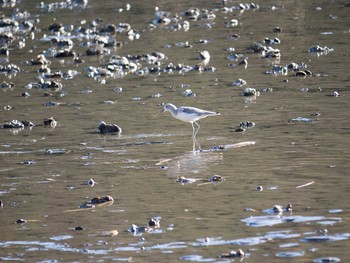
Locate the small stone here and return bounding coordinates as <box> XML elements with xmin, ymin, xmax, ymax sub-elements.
<box><xmin>21</xmin><ymin>120</ymin><xmax>35</xmax><ymax>127</ymax></box>
<box><xmin>16</xmin><ymin>219</ymin><xmax>27</xmax><ymax>224</ymax></box>
<box><xmin>331</xmin><ymin>91</ymin><xmax>340</xmax><ymax>97</ymax></box>
<box><xmin>208</xmin><ymin>175</ymin><xmax>223</xmax><ymax>182</ymax></box>
<box><xmin>235</xmin><ymin>127</ymin><xmax>246</xmax><ymax>132</ymax></box>
<box><xmin>272</xmin><ymin>205</ymin><xmax>283</xmax><ymax>213</ymax></box>
<box><xmin>98</xmin><ymin>121</ymin><xmax>122</xmax><ymax>134</ymax></box>
<box><xmin>273</xmin><ymin>27</ymin><xmax>282</xmax><ymax>32</ymax></box>
<box><xmin>243</xmin><ymin>87</ymin><xmax>258</xmax><ymax>96</ymax></box>
<box><xmin>148</xmin><ymin>217</ymin><xmax>160</xmax><ymax>228</ymax></box>
<box><xmin>91</xmin><ymin>195</ymin><xmax>114</xmax><ymax>204</ymax></box>
<box><xmin>43</xmin><ymin>117</ymin><xmax>57</xmax><ymax>127</ymax></box>
<box><xmin>220</xmin><ymin>248</ymin><xmax>245</xmax><ymax>258</ymax></box>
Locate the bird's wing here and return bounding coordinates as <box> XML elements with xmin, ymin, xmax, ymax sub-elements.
<box><xmin>180</xmin><ymin>106</ymin><xmax>203</xmax><ymax>114</ymax></box>
<box><xmin>180</xmin><ymin>106</ymin><xmax>215</xmax><ymax>116</ymax></box>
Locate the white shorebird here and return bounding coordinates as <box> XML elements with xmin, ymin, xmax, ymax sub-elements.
<box><xmin>162</xmin><ymin>103</ymin><xmax>220</xmax><ymax>151</ymax></box>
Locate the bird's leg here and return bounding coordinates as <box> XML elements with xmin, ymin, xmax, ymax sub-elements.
<box><xmin>194</xmin><ymin>122</ymin><xmax>200</xmax><ymax>137</ymax></box>
<box><xmin>192</xmin><ymin>122</ymin><xmax>201</xmax><ymax>151</ymax></box>
<box><xmin>191</xmin><ymin>122</ymin><xmax>196</xmax><ymax>151</ymax></box>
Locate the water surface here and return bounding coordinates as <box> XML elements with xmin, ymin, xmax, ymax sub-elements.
<box><xmin>0</xmin><ymin>0</ymin><xmax>349</xmax><ymax>262</ymax></box>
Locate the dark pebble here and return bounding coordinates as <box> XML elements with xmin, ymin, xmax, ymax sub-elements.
<box><xmin>16</xmin><ymin>219</ymin><xmax>27</xmax><ymax>224</ymax></box>
<box><xmin>91</xmin><ymin>195</ymin><xmax>114</xmax><ymax>204</ymax></box>
<box><xmin>148</xmin><ymin>217</ymin><xmax>160</xmax><ymax>227</ymax></box>
<box><xmin>235</xmin><ymin>127</ymin><xmax>246</xmax><ymax>132</ymax></box>
<box><xmin>256</xmin><ymin>185</ymin><xmax>263</xmax><ymax>191</ymax></box>
<box><xmin>21</xmin><ymin>120</ymin><xmax>35</xmax><ymax>127</ymax></box>
<box><xmin>98</xmin><ymin>121</ymin><xmax>122</xmax><ymax>134</ymax></box>
<box><xmin>43</xmin><ymin>117</ymin><xmax>57</xmax><ymax>127</ymax></box>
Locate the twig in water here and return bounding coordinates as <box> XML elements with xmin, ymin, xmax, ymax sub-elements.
<box><xmin>296</xmin><ymin>181</ymin><xmax>315</xmax><ymax>189</ymax></box>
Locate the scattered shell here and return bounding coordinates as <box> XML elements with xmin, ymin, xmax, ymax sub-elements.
<box><xmin>272</xmin><ymin>205</ymin><xmax>283</xmax><ymax>213</ymax></box>
<box><xmin>263</xmin><ymin>203</ymin><xmax>292</xmax><ymax>214</ymax></box>
<box><xmin>100</xmin><ymin>229</ymin><xmax>119</xmax><ymax>237</ymax></box>
<box><xmin>264</xmin><ymin>37</ymin><xmax>281</xmax><ymax>45</ymax></box>
<box><xmin>244</xmin><ymin>208</ymin><xmax>256</xmax><ymax>212</ymax></box>
<box><xmin>83</xmin><ymin>178</ymin><xmax>95</xmax><ymax>187</ymax></box>
<box><xmin>267</xmin><ymin>65</ymin><xmax>288</xmax><ymax>75</ymax></box>
<box><xmin>226</xmin><ymin>19</ymin><xmax>239</xmax><ymax>27</ymax></box>
<box><xmin>313</xmin><ymin>257</ymin><xmax>340</xmax><ymax>263</ymax></box>
<box><xmin>0</xmin><ymin>81</ymin><xmax>15</xmax><ymax>90</ymax></box>
<box><xmin>18</xmin><ymin>160</ymin><xmax>36</xmax><ymax>165</ymax></box>
<box><xmin>177</xmin><ymin>176</ymin><xmax>197</xmax><ymax>184</ymax></box>
<box><xmin>3</xmin><ymin>105</ymin><xmax>12</xmax><ymax>111</ymax></box>
<box><xmin>113</xmin><ymin>87</ymin><xmax>123</xmax><ymax>93</ymax></box>
<box><xmin>232</xmin><ymin>78</ymin><xmax>246</xmax><ymax>87</ymax></box>
<box><xmin>181</xmin><ymin>89</ymin><xmax>196</xmax><ymax>97</ymax></box>
<box><xmin>243</xmin><ymin>87</ymin><xmax>259</xmax><ymax>96</ymax></box>
<box><xmin>309</xmin><ymin>45</ymin><xmax>334</xmax><ymax>53</ymax></box>
<box><xmin>45</xmin><ymin>149</ymin><xmax>69</xmax><ymax>154</ymax></box>
<box><xmin>210</xmin><ymin>145</ymin><xmax>226</xmax><ymax>151</ymax></box>
<box><xmin>331</xmin><ymin>91</ymin><xmax>340</xmax><ymax>97</ymax></box>
<box><xmin>3</xmin><ymin>120</ymin><xmax>24</xmax><ymax>129</ymax></box>
<box><xmin>128</xmin><ymin>224</ymin><xmax>149</xmax><ymax>234</ymax></box>
<box><xmin>239</xmin><ymin>121</ymin><xmax>255</xmax><ymax>129</ymax></box>
<box><xmin>289</xmin><ymin>117</ymin><xmax>313</xmax><ymax>123</ymax></box>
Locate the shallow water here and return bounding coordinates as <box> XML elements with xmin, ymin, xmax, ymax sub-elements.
<box><xmin>1</xmin><ymin>0</ymin><xmax>350</xmax><ymax>262</ymax></box>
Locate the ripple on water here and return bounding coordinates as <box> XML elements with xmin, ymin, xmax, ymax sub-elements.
<box><xmin>49</xmin><ymin>235</ymin><xmax>73</xmax><ymax>241</ymax></box>
<box><xmin>328</xmin><ymin>209</ymin><xmax>343</xmax><ymax>214</ymax></box>
<box><xmin>276</xmin><ymin>251</ymin><xmax>305</xmax><ymax>257</ymax></box>
<box><xmin>0</xmin><ymin>241</ymin><xmax>110</xmax><ymax>255</ymax></box>
<box><xmin>317</xmin><ymin>220</ymin><xmax>340</xmax><ymax>226</ymax></box>
<box><xmin>313</xmin><ymin>257</ymin><xmax>340</xmax><ymax>263</ymax></box>
<box><xmin>114</xmin><ymin>246</ymin><xmax>141</xmax><ymax>252</ymax></box>
<box><xmin>179</xmin><ymin>255</ymin><xmax>216</xmax><ymax>262</ymax></box>
<box><xmin>279</xmin><ymin>242</ymin><xmax>300</xmax><ymax>248</ymax></box>
<box><xmin>264</xmin><ymin>230</ymin><xmax>300</xmax><ymax>240</ymax></box>
<box><xmin>191</xmin><ymin>236</ymin><xmax>265</xmax><ymax>247</ymax></box>
<box><xmin>0</xmin><ymin>257</ymin><xmax>25</xmax><ymax>261</ymax></box>
<box><xmin>150</xmin><ymin>241</ymin><xmax>188</xmax><ymax>250</ymax></box>
<box><xmin>0</xmin><ymin>190</ymin><xmax>10</xmax><ymax>195</ymax></box>
<box><xmin>300</xmin><ymin>233</ymin><xmax>350</xmax><ymax>243</ymax></box>
<box><xmin>241</xmin><ymin>215</ymin><xmax>341</xmax><ymax>227</ymax></box>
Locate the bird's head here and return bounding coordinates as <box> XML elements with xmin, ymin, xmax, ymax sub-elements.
<box><xmin>162</xmin><ymin>103</ymin><xmax>175</xmax><ymax>113</ymax></box>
